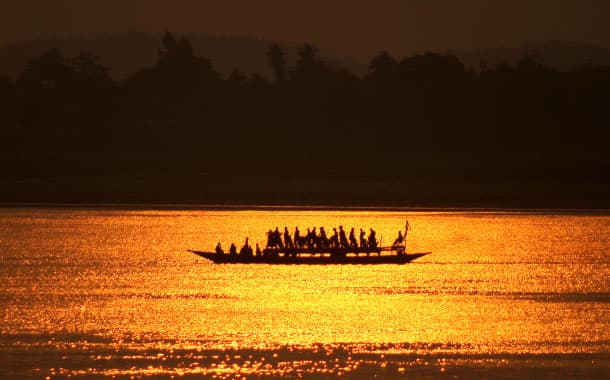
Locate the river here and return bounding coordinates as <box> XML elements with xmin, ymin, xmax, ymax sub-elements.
<box><xmin>1</xmin><ymin>207</ymin><xmax>609</xmax><ymax>379</ymax></box>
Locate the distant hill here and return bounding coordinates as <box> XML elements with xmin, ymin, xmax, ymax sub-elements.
<box><xmin>456</xmin><ymin>40</ymin><xmax>610</xmax><ymax>70</ymax></box>
<box><xmin>0</xmin><ymin>32</ymin><xmax>366</xmax><ymax>80</ymax></box>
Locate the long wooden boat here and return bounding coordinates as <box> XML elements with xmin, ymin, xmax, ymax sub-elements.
<box><xmin>188</xmin><ymin>247</ymin><xmax>430</xmax><ymax>265</ymax></box>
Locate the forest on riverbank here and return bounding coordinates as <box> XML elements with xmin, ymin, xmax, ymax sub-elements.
<box><xmin>1</xmin><ymin>33</ymin><xmax>608</xmax><ymax>207</ymax></box>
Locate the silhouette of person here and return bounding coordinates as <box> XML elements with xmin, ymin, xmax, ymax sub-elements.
<box><xmin>229</xmin><ymin>243</ymin><xmax>237</xmax><ymax>256</ymax></box>
<box><xmin>311</xmin><ymin>227</ymin><xmax>318</xmax><ymax>249</ymax></box>
<box><xmin>305</xmin><ymin>228</ymin><xmax>312</xmax><ymax>249</ymax></box>
<box><xmin>256</xmin><ymin>243</ymin><xmax>262</xmax><ymax>257</ymax></box>
<box><xmin>359</xmin><ymin>229</ymin><xmax>367</xmax><ymax>249</ymax></box>
<box><xmin>339</xmin><ymin>225</ymin><xmax>348</xmax><ymax>248</ymax></box>
<box><xmin>215</xmin><ymin>242</ymin><xmax>224</xmax><ymax>255</ymax></box>
<box><xmin>393</xmin><ymin>231</ymin><xmax>404</xmax><ymax>247</ymax></box>
<box><xmin>284</xmin><ymin>227</ymin><xmax>293</xmax><ymax>249</ymax></box>
<box><xmin>368</xmin><ymin>228</ymin><xmax>377</xmax><ymax>248</ymax></box>
<box><xmin>319</xmin><ymin>227</ymin><xmax>328</xmax><ymax>248</ymax></box>
<box><xmin>349</xmin><ymin>228</ymin><xmax>357</xmax><ymax>248</ymax></box>
<box><xmin>240</xmin><ymin>237</ymin><xmax>252</xmax><ymax>257</ymax></box>
<box><xmin>294</xmin><ymin>227</ymin><xmax>301</xmax><ymax>248</ymax></box>
<box><xmin>274</xmin><ymin>227</ymin><xmax>284</xmax><ymax>249</ymax></box>
<box><xmin>330</xmin><ymin>228</ymin><xmax>339</xmax><ymax>248</ymax></box>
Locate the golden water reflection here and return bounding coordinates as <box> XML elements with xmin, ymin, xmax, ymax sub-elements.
<box><xmin>1</xmin><ymin>208</ymin><xmax>610</xmax><ymax>378</ymax></box>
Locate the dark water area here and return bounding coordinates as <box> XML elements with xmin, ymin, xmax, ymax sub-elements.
<box><xmin>1</xmin><ymin>208</ymin><xmax>610</xmax><ymax>379</ymax></box>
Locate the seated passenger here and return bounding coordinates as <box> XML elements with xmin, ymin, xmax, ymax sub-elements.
<box><xmin>240</xmin><ymin>237</ymin><xmax>253</xmax><ymax>257</ymax></box>
<box><xmin>215</xmin><ymin>242</ymin><xmax>224</xmax><ymax>255</ymax></box>
<box><xmin>229</xmin><ymin>243</ymin><xmax>237</xmax><ymax>256</ymax></box>
<box><xmin>330</xmin><ymin>228</ymin><xmax>339</xmax><ymax>248</ymax></box>
<box><xmin>305</xmin><ymin>228</ymin><xmax>313</xmax><ymax>249</ymax></box>
<box><xmin>392</xmin><ymin>231</ymin><xmax>404</xmax><ymax>248</ymax></box>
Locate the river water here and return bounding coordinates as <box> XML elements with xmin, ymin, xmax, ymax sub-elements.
<box><xmin>1</xmin><ymin>207</ymin><xmax>609</xmax><ymax>379</ymax></box>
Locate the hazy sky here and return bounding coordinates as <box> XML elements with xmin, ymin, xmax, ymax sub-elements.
<box><xmin>3</xmin><ymin>0</ymin><xmax>610</xmax><ymax>58</ymax></box>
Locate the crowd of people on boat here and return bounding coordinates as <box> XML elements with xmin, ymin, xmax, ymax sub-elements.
<box><xmin>264</xmin><ymin>226</ymin><xmax>379</xmax><ymax>251</ymax></box>
<box><xmin>214</xmin><ymin>223</ymin><xmax>409</xmax><ymax>257</ymax></box>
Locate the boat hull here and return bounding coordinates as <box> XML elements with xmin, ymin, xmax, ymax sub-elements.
<box><xmin>188</xmin><ymin>250</ymin><xmax>430</xmax><ymax>264</ymax></box>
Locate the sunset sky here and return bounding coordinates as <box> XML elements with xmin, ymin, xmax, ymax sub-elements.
<box><xmin>3</xmin><ymin>0</ymin><xmax>610</xmax><ymax>59</ymax></box>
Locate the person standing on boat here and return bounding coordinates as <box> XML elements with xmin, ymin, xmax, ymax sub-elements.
<box><xmin>283</xmin><ymin>227</ymin><xmax>293</xmax><ymax>249</ymax></box>
<box><xmin>303</xmin><ymin>228</ymin><xmax>309</xmax><ymax>249</ymax></box>
<box><xmin>349</xmin><ymin>228</ymin><xmax>358</xmax><ymax>248</ymax></box>
<box><xmin>274</xmin><ymin>227</ymin><xmax>284</xmax><ymax>249</ymax></box>
<box><xmin>319</xmin><ymin>227</ymin><xmax>328</xmax><ymax>248</ymax></box>
<box><xmin>339</xmin><ymin>226</ymin><xmax>349</xmax><ymax>248</ymax></box>
<box><xmin>215</xmin><ymin>242</ymin><xmax>224</xmax><ymax>255</ymax></box>
<box><xmin>311</xmin><ymin>227</ymin><xmax>318</xmax><ymax>249</ymax></box>
<box><xmin>315</xmin><ymin>227</ymin><xmax>323</xmax><ymax>249</ymax></box>
<box><xmin>330</xmin><ymin>228</ymin><xmax>339</xmax><ymax>248</ymax></box>
<box><xmin>359</xmin><ymin>229</ymin><xmax>367</xmax><ymax>249</ymax></box>
<box><xmin>294</xmin><ymin>227</ymin><xmax>301</xmax><ymax>248</ymax></box>
<box><xmin>368</xmin><ymin>228</ymin><xmax>378</xmax><ymax>248</ymax></box>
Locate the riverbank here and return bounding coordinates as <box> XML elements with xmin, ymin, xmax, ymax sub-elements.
<box><xmin>2</xmin><ymin>151</ymin><xmax>608</xmax><ymax>209</ymax></box>
<box><xmin>1</xmin><ymin>175</ymin><xmax>609</xmax><ymax>210</ymax></box>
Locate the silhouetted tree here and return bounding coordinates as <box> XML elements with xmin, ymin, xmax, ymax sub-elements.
<box><xmin>398</xmin><ymin>52</ymin><xmax>467</xmax><ymax>85</ymax></box>
<box><xmin>2</xmin><ymin>31</ymin><xmax>610</xmax><ymax>174</ymax></box>
<box><xmin>158</xmin><ymin>32</ymin><xmax>178</xmax><ymax>63</ymax></box>
<box><xmin>124</xmin><ymin>32</ymin><xmax>222</xmax><ymax>121</ymax></box>
<box><xmin>227</xmin><ymin>69</ymin><xmax>248</xmax><ymax>88</ymax></box>
<box><xmin>0</xmin><ymin>76</ymin><xmax>17</xmax><ymax>141</ymax></box>
<box><xmin>71</xmin><ymin>53</ymin><xmax>111</xmax><ymax>83</ymax></box>
<box><xmin>157</xmin><ymin>32</ymin><xmax>199</xmax><ymax>70</ymax></box>
<box><xmin>246</xmin><ymin>73</ymin><xmax>270</xmax><ymax>90</ymax></box>
<box><xmin>20</xmin><ymin>49</ymin><xmax>73</xmax><ymax>86</ymax></box>
<box><xmin>368</xmin><ymin>51</ymin><xmax>398</xmax><ymax>84</ymax></box>
<box><xmin>290</xmin><ymin>43</ymin><xmax>337</xmax><ymax>96</ymax></box>
<box><xmin>267</xmin><ymin>44</ymin><xmax>286</xmax><ymax>84</ymax></box>
<box><xmin>17</xmin><ymin>49</ymin><xmax>75</xmax><ymax>142</ymax></box>
<box><xmin>395</xmin><ymin>52</ymin><xmax>471</xmax><ymax>106</ymax></box>
<box><xmin>366</xmin><ymin>51</ymin><xmax>399</xmax><ymax>102</ymax></box>
<box><xmin>295</xmin><ymin>44</ymin><xmax>318</xmax><ymax>75</ymax></box>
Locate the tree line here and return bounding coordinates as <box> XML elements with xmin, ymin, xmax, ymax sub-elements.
<box><xmin>1</xmin><ymin>32</ymin><xmax>609</xmax><ymax>157</ymax></box>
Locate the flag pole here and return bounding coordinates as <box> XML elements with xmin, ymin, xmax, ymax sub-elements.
<box><xmin>404</xmin><ymin>217</ymin><xmax>411</xmax><ymax>252</ymax></box>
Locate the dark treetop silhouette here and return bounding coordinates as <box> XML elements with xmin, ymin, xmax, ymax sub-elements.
<box><xmin>0</xmin><ymin>32</ymin><xmax>608</xmax><ymax>207</ymax></box>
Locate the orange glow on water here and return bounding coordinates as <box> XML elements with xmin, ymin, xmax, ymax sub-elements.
<box><xmin>1</xmin><ymin>209</ymin><xmax>609</xmax><ymax>378</ymax></box>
